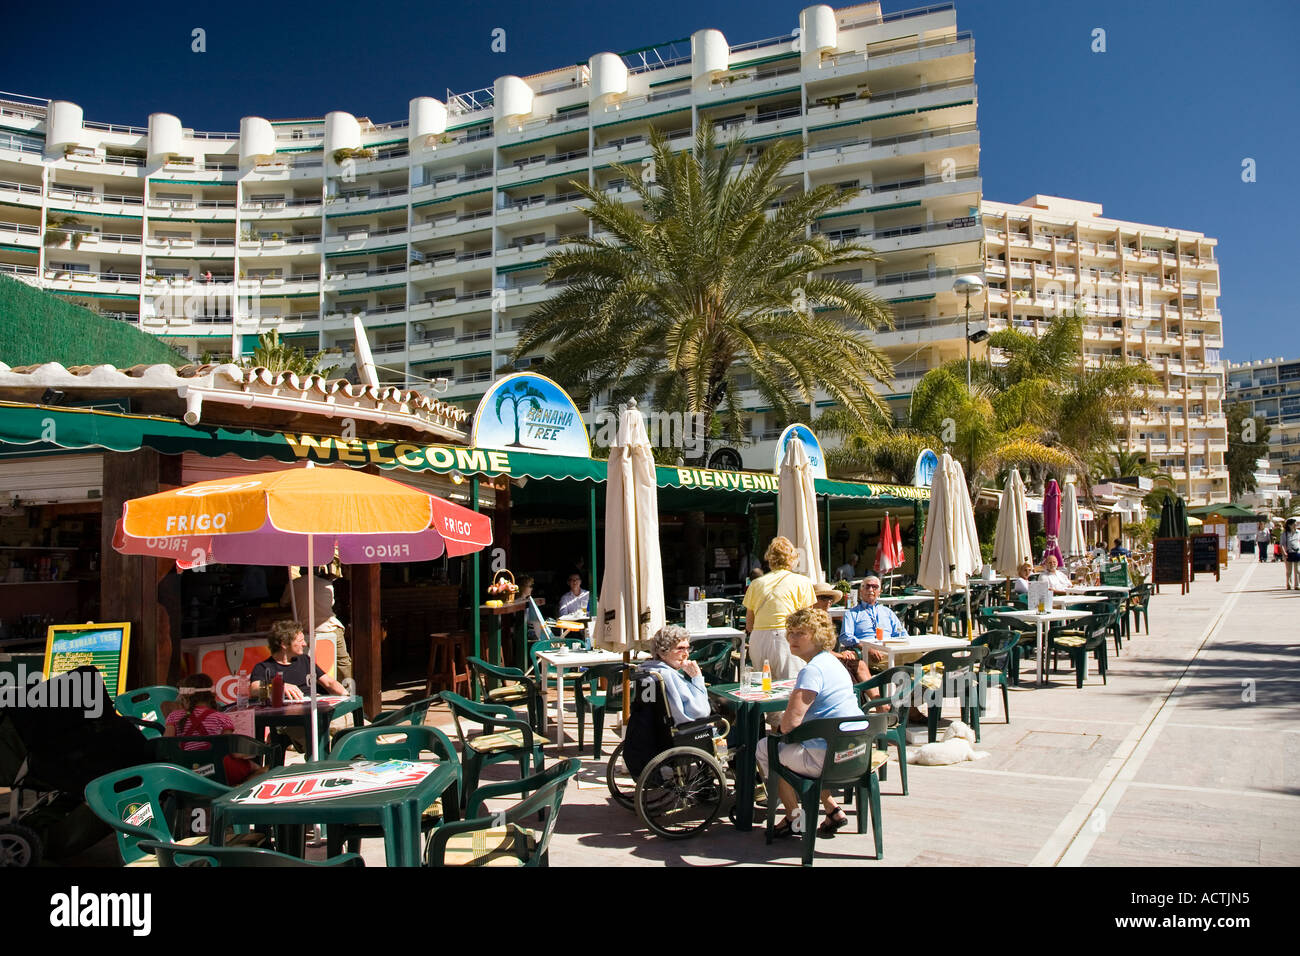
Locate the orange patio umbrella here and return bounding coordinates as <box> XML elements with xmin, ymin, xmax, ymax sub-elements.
<box><xmin>116</xmin><ymin>465</ymin><xmax>493</xmax><ymax>758</ymax></box>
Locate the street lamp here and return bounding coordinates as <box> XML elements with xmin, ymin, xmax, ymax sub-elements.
<box><xmin>953</xmin><ymin>274</ymin><xmax>986</xmax><ymax>390</ymax></box>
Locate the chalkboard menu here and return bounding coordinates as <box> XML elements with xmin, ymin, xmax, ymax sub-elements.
<box><xmin>1152</xmin><ymin>537</ymin><xmax>1188</xmax><ymax>592</ymax></box>
<box><xmin>43</xmin><ymin>622</ymin><xmax>131</xmax><ymax>696</ymax></box>
<box><xmin>1191</xmin><ymin>534</ymin><xmax>1221</xmax><ymax>580</ymax></box>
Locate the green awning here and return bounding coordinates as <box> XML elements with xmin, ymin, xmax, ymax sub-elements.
<box><xmin>325</xmin><ymin>243</ymin><xmax>407</xmax><ymax>258</ymax></box>
<box><xmin>0</xmin><ymin>401</ymin><xmax>927</xmax><ymax>508</ymax></box>
<box><xmin>1186</xmin><ymin>503</ymin><xmax>1262</xmax><ymax>519</ymax></box>
<box><xmin>495</xmin><ymin>259</ymin><xmax>548</xmax><ymax>275</ymax></box>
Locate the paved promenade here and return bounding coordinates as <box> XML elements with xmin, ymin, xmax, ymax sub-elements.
<box><xmin>484</xmin><ymin>555</ymin><xmax>1297</xmax><ymax>867</ymax></box>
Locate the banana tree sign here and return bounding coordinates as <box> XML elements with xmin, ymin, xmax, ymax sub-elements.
<box><xmin>470</xmin><ymin>372</ymin><xmax>591</xmax><ymax>458</ymax></box>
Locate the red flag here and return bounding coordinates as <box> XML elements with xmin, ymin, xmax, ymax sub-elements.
<box><xmin>893</xmin><ymin>515</ymin><xmax>905</xmax><ymax>566</ymax></box>
<box><xmin>874</xmin><ymin>515</ymin><xmax>896</xmax><ymax>573</ymax></box>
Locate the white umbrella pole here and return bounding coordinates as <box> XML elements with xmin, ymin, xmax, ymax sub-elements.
<box><xmin>307</xmin><ymin>533</ymin><xmax>319</xmax><ymax>762</ymax></box>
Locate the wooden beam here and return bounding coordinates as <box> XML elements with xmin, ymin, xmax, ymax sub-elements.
<box><xmin>350</xmin><ymin>563</ymin><xmax>382</xmax><ymax>718</ymax></box>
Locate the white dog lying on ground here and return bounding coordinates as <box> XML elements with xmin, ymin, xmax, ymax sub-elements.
<box><xmin>906</xmin><ymin>720</ymin><xmax>989</xmax><ymax>765</ymax></box>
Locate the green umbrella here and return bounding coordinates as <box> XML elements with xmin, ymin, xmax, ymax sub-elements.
<box><xmin>1158</xmin><ymin>496</ymin><xmax>1189</xmax><ymax>538</ymax></box>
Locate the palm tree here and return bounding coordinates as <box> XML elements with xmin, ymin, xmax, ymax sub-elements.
<box><xmin>241</xmin><ymin>329</ymin><xmax>338</xmax><ymax>377</ymax></box>
<box><xmin>494</xmin><ymin>380</ymin><xmax>546</xmax><ymax>448</ymax></box>
<box><xmin>511</xmin><ymin>121</ymin><xmax>896</xmax><ymax>456</ymax></box>
<box><xmin>831</xmin><ymin>314</ymin><xmax>1158</xmax><ymax>504</ymax></box>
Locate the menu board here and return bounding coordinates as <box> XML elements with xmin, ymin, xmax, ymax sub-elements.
<box><xmin>43</xmin><ymin>622</ymin><xmax>131</xmax><ymax>696</ymax></box>
<box><xmin>1191</xmin><ymin>534</ymin><xmax>1221</xmax><ymax>580</ymax></box>
<box><xmin>1152</xmin><ymin>538</ymin><xmax>1188</xmax><ymax>593</ymax></box>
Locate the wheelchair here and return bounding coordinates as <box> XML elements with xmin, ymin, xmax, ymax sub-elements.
<box><xmin>605</xmin><ymin>669</ymin><xmax>732</xmax><ymax>840</ymax></box>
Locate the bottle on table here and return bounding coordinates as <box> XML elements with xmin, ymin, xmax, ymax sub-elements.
<box><xmin>270</xmin><ymin>673</ymin><xmax>284</xmax><ymax>708</ymax></box>
<box><xmin>761</xmin><ymin>659</ymin><xmax>772</xmax><ymax>694</ymax></box>
<box><xmin>235</xmin><ymin>670</ymin><xmax>249</xmax><ymax>709</ymax></box>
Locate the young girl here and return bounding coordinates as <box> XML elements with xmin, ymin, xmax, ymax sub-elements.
<box><xmin>164</xmin><ymin>674</ymin><xmax>259</xmax><ymax>784</ymax></box>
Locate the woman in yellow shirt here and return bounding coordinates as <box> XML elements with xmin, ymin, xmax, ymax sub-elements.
<box><xmin>743</xmin><ymin>536</ymin><xmax>817</xmax><ymax>679</ymax></box>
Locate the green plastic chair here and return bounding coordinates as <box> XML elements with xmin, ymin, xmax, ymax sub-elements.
<box><xmin>528</xmin><ymin>635</ymin><xmax>588</xmax><ymax>696</ymax></box>
<box><xmin>969</xmin><ymin>629</ymin><xmax>1018</xmax><ymax>720</ymax></box>
<box><xmin>425</xmin><ymin>758</ymin><xmax>581</xmax><ymax>867</ymax></box>
<box><xmin>440</xmin><ymin>691</ymin><xmax>545</xmax><ymax>804</ymax></box>
<box><xmin>332</xmin><ymin>694</ymin><xmax>439</xmax><ymax>747</ymax></box>
<box><xmin>853</xmin><ymin>667</ymin><xmax>915</xmax><ymax>795</ymax></box>
<box><xmin>764</xmin><ymin>713</ymin><xmax>890</xmax><ymax>866</ymax></box>
<box><xmin>468</xmin><ymin>656</ymin><xmax>545</xmax><ymax>735</ymax></box>
<box><xmin>138</xmin><ymin>839</ymin><xmax>364</xmax><ymax>867</ymax></box>
<box><xmin>1049</xmin><ymin>614</ymin><xmax>1110</xmax><ymax>688</ymax></box>
<box><xmin>84</xmin><ymin>763</ymin><xmax>244</xmax><ymax>866</ymax></box>
<box><xmin>327</xmin><ymin>725</ymin><xmax>461</xmax><ymax>857</ymax></box>
<box><xmin>1128</xmin><ymin>583</ymin><xmax>1152</xmax><ymax>635</ymax></box>
<box><xmin>113</xmin><ymin>686</ymin><xmax>178</xmax><ymax>739</ymax></box>
<box><xmin>913</xmin><ymin>645</ymin><xmax>989</xmax><ymax>742</ymax></box>
<box><xmin>574</xmin><ymin>662</ymin><xmax>627</xmax><ymax>759</ymax></box>
<box><xmin>690</xmin><ymin>638</ymin><xmax>736</xmax><ymax>685</ymax></box>
<box><xmin>148</xmin><ymin>733</ymin><xmax>278</xmax><ymax>785</ymax></box>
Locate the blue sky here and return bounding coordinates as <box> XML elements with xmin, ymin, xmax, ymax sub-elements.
<box><xmin>3</xmin><ymin>0</ymin><xmax>1296</xmax><ymax>360</ymax></box>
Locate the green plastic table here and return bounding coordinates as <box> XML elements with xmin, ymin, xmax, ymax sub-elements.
<box><xmin>209</xmin><ymin>757</ymin><xmax>458</xmax><ymax>867</ymax></box>
<box><xmin>241</xmin><ymin>695</ymin><xmax>363</xmax><ymax>763</ymax></box>
<box><xmin>708</xmin><ymin>680</ymin><xmax>795</xmax><ymax>831</ymax></box>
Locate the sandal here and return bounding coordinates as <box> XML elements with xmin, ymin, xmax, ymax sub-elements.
<box><xmin>772</xmin><ymin>816</ymin><xmax>797</xmax><ymax>839</ymax></box>
<box><xmin>817</xmin><ymin>807</ymin><xmax>849</xmax><ymax>837</ymax></box>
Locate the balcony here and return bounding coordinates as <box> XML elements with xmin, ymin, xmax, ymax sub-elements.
<box><xmin>324</xmin><ymin>263</ymin><xmax>408</xmax><ymax>293</ymax></box>
<box><xmin>0</xmin><ymin>220</ymin><xmax>40</xmax><ymax>248</ymax></box>
<box><xmin>804</xmin><ymin>123</ymin><xmax>979</xmax><ymax>173</ymax></box>
<box><xmin>0</xmin><ymin>179</ymin><xmax>43</xmax><ymax>206</ymax></box>
<box><xmin>805</xmin><ymin>77</ymin><xmax>975</xmax><ymax>129</ymax></box>
<box><xmin>43</xmin><ymin>268</ymin><xmax>141</xmax><ymax>295</ymax></box>
<box><xmin>410</xmin><ymin>248</ymin><xmax>493</xmax><ymax>281</ymax></box>
<box><xmin>409</xmin><ymin>208</ymin><xmax>493</xmax><ymax>241</ymax></box>
<box><xmin>241</xmin><ymin>197</ymin><xmax>323</xmax><ymax>218</ymax></box>
<box><xmin>323</xmin><ymin>225</ymin><xmax>408</xmax><ymax>254</ymax></box>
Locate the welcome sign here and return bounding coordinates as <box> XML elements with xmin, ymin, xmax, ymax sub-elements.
<box><xmin>471</xmin><ymin>373</ymin><xmax>591</xmax><ymax>458</ymax></box>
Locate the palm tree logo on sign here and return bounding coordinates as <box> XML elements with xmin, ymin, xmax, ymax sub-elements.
<box><xmin>494</xmin><ymin>380</ymin><xmax>547</xmax><ymax>449</ymax></box>
<box><xmin>472</xmin><ymin>372</ymin><xmax>592</xmax><ymax>458</ymax></box>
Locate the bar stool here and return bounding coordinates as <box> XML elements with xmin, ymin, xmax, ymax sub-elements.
<box><xmin>425</xmin><ymin>631</ymin><xmax>470</xmax><ymax>697</ymax></box>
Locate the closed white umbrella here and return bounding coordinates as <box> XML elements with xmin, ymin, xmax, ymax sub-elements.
<box><xmin>1061</xmin><ymin>481</ymin><xmax>1087</xmax><ymax>563</ymax></box>
<box><xmin>993</xmin><ymin>468</ymin><xmax>1033</xmax><ymax>579</ymax></box>
<box><xmin>777</xmin><ymin>436</ymin><xmax>824</xmax><ymax>587</ymax></box>
<box><xmin>917</xmin><ymin>452</ymin><xmax>983</xmax><ymax>633</ymax></box>
<box><xmin>596</xmin><ymin>399</ymin><xmax>665</xmax><ymax>653</ymax></box>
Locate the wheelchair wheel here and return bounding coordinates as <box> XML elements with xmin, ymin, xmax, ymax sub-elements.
<box><xmin>606</xmin><ymin>741</ymin><xmax>636</xmax><ymax>810</ymax></box>
<box><xmin>0</xmin><ymin>822</ymin><xmax>42</xmax><ymax>868</ymax></box>
<box><xmin>635</xmin><ymin>746</ymin><xmax>726</xmax><ymax>840</ymax></box>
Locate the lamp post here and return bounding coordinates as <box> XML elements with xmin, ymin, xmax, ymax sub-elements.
<box><xmin>953</xmin><ymin>274</ymin><xmax>986</xmax><ymax>495</ymax></box>
<box><xmin>953</xmin><ymin>274</ymin><xmax>986</xmax><ymax>390</ymax></box>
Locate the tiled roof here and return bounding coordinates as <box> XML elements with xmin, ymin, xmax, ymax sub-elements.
<box><xmin>0</xmin><ymin>361</ymin><xmax>469</xmax><ymax>438</ymax></box>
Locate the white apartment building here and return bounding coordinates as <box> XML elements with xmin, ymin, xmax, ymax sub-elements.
<box><xmin>1226</xmin><ymin>356</ymin><xmax>1300</xmax><ymax>491</ymax></box>
<box><xmin>981</xmin><ymin>195</ymin><xmax>1229</xmax><ymax>505</ymax></box>
<box><xmin>0</xmin><ymin>1</ymin><xmax>981</xmax><ymax>469</ymax></box>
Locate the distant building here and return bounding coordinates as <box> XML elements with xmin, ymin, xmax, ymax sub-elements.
<box><xmin>981</xmin><ymin>195</ymin><xmax>1228</xmax><ymax>505</ymax></box>
<box><xmin>1226</xmin><ymin>356</ymin><xmax>1300</xmax><ymax>493</ymax></box>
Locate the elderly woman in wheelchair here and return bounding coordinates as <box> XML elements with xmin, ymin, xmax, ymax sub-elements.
<box><xmin>606</xmin><ymin>625</ymin><xmax>732</xmax><ymax>838</ymax></box>
<box><xmin>639</xmin><ymin>625</ymin><xmax>711</xmax><ymax>723</ymax></box>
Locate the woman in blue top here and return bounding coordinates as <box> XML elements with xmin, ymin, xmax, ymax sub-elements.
<box><xmin>639</xmin><ymin>625</ymin><xmax>711</xmax><ymax>724</ymax></box>
<box><xmin>757</xmin><ymin>606</ymin><xmax>866</xmax><ymax>839</ymax></box>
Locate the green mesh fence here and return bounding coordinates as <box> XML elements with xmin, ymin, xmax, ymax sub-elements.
<box><xmin>0</xmin><ymin>274</ymin><xmax>183</xmax><ymax>368</ymax></box>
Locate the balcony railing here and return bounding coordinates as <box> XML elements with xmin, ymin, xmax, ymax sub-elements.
<box><xmin>806</xmin><ymin>122</ymin><xmax>977</xmax><ymax>157</ymax></box>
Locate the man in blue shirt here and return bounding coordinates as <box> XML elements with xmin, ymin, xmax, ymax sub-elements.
<box><xmin>836</xmin><ymin>575</ymin><xmax>907</xmax><ymax>682</ymax></box>
<box><xmin>840</xmin><ymin>575</ymin><xmax>908</xmax><ymax>646</ymax></box>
